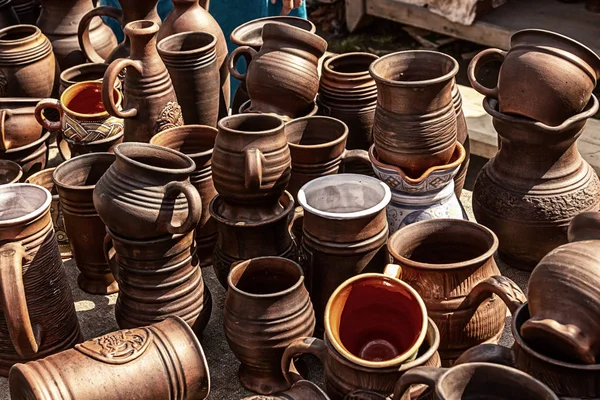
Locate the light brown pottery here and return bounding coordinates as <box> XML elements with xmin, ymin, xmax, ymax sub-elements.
<box><xmin>59</xmin><ymin>62</ymin><xmax>110</xmax><ymax>94</ymax></box>
<box><xmin>0</xmin><ymin>97</ymin><xmax>43</xmax><ymax>150</ymax></box>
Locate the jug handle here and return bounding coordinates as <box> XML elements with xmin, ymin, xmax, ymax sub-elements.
<box><xmin>463</xmin><ymin>275</ymin><xmax>526</xmax><ymax>315</ymax></box>
<box><xmin>454</xmin><ymin>343</ymin><xmax>516</xmax><ymax>367</ymax></box>
<box><xmin>103</xmin><ymin>233</ymin><xmax>118</xmax><ymax>280</ymax></box>
<box><xmin>0</xmin><ymin>109</ymin><xmax>11</xmax><ymax>151</ymax></box>
<box><xmin>228</xmin><ymin>46</ymin><xmax>258</xmax><ymax>82</ymax></box>
<box><xmin>467</xmin><ymin>48</ymin><xmax>505</xmax><ymax>98</ymax></box>
<box><xmin>393</xmin><ymin>367</ymin><xmax>446</xmax><ymax>400</ymax></box>
<box><xmin>281</xmin><ymin>337</ymin><xmax>328</xmax><ymax>385</ymax></box>
<box><xmin>163</xmin><ymin>181</ymin><xmax>202</xmax><ymax>235</ymax></box>
<box><xmin>78</xmin><ymin>6</ymin><xmax>123</xmax><ymax>64</ymax></box>
<box><xmin>340</xmin><ymin>149</ymin><xmax>374</xmax><ymax>176</ymax></box>
<box><xmin>244</xmin><ymin>148</ymin><xmax>264</xmax><ymax>190</ymax></box>
<box><xmin>0</xmin><ymin>242</ymin><xmax>39</xmax><ymax>357</ymax></box>
<box><xmin>34</xmin><ymin>99</ymin><xmax>63</xmax><ymax>132</ymax></box>
<box><xmin>103</xmin><ymin>58</ymin><xmax>141</xmax><ymax>119</ymax></box>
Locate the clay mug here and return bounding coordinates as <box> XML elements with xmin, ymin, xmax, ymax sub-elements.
<box><xmin>242</xmin><ymin>380</ymin><xmax>330</xmax><ymax>400</ymax></box>
<box><xmin>0</xmin><ymin>98</ymin><xmax>44</xmax><ymax>150</ymax></box>
<box><xmin>59</xmin><ymin>62</ymin><xmax>113</xmax><ymax>94</ymax></box>
<box><xmin>0</xmin><ymin>160</ymin><xmax>22</xmax><ymax>184</ymax></box>
<box><xmin>0</xmin><ymin>131</ymin><xmax>50</xmax><ymax>180</ymax></box>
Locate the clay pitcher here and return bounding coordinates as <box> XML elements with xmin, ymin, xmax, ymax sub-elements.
<box><xmin>103</xmin><ymin>20</ymin><xmax>183</xmax><ymax>143</ymax></box>
<box><xmin>0</xmin><ymin>183</ymin><xmax>82</xmax><ymax>376</ymax></box>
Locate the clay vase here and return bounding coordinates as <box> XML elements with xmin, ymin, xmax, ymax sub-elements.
<box><xmin>370</xmin><ymin>144</ymin><xmax>467</xmax><ymax>233</ymax></box>
<box><xmin>158</xmin><ymin>0</ymin><xmax>230</xmax><ymax>116</ymax></box>
<box><xmin>11</xmin><ymin>0</ymin><xmax>38</xmax><ymax>24</ymax></box>
<box><xmin>388</xmin><ymin>219</ymin><xmax>527</xmax><ymax>365</ymax></box>
<box><xmin>224</xmin><ymin>257</ymin><xmax>315</xmax><ymax>394</ymax></box>
<box><xmin>472</xmin><ymin>96</ymin><xmax>600</xmax><ymax>270</ymax></box>
<box><xmin>56</xmin><ymin>129</ymin><xmax>124</xmax><ymax>161</ymax></box>
<box><xmin>37</xmin><ymin>0</ymin><xmax>116</xmax><ymax>70</ymax></box>
<box><xmin>369</xmin><ymin>50</ymin><xmax>458</xmax><ymax>177</ymax></box>
<box><xmin>452</xmin><ymin>83</ymin><xmax>469</xmax><ymax>197</ymax></box>
<box><xmin>9</xmin><ymin>317</ymin><xmax>211</xmax><ymax>400</ymax></box>
<box><xmin>0</xmin><ymin>183</ymin><xmax>82</xmax><ymax>376</ymax></box>
<box><xmin>0</xmin><ymin>97</ymin><xmax>43</xmax><ymax>150</ymax></box>
<box><xmin>229</xmin><ymin>22</ymin><xmax>327</xmax><ymax>119</ymax></box>
<box><xmin>53</xmin><ymin>153</ymin><xmax>118</xmax><ymax>295</ymax></box>
<box><xmin>26</xmin><ymin>168</ymin><xmax>71</xmax><ymax>259</ymax></box>
<box><xmin>0</xmin><ymin>25</ymin><xmax>57</xmax><ymax>98</ymax></box>
<box><xmin>468</xmin><ymin>29</ymin><xmax>600</xmax><ymax>126</ymax></box>
<box><xmin>0</xmin><ymin>0</ymin><xmax>18</xmax><ymax>29</ymax></box>
<box><xmin>78</xmin><ymin>0</ymin><xmax>160</xmax><ymax>64</ymax></box>
<box><xmin>0</xmin><ymin>159</ymin><xmax>22</xmax><ymax>184</ymax></box>
<box><xmin>298</xmin><ymin>174</ymin><xmax>391</xmax><ymax>335</ymax></box>
<box><xmin>150</xmin><ymin>125</ymin><xmax>218</xmax><ymax>268</ymax></box>
<box><xmin>0</xmin><ymin>131</ymin><xmax>49</xmax><ymax>180</ymax></box>
<box><xmin>318</xmin><ymin>52</ymin><xmax>378</xmax><ymax>151</ymax></box>
<box><xmin>242</xmin><ymin>380</ymin><xmax>330</xmax><ymax>400</ymax></box>
<box><xmin>93</xmin><ymin>142</ymin><xmax>202</xmax><ymax>240</ymax></box>
<box><xmin>157</xmin><ymin>31</ymin><xmax>221</xmax><ymax>126</ymax></box>
<box><xmin>568</xmin><ymin>210</ymin><xmax>600</xmax><ymax>242</ymax></box>
<box><xmin>103</xmin><ymin>20</ymin><xmax>183</xmax><ymax>143</ymax></box>
<box><xmin>59</xmin><ymin>62</ymin><xmax>109</xmax><ymax>94</ymax></box>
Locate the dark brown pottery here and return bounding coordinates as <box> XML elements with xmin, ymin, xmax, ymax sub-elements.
<box><xmin>59</xmin><ymin>62</ymin><xmax>109</xmax><ymax>94</ymax></box>
<box><xmin>369</xmin><ymin>50</ymin><xmax>458</xmax><ymax>177</ymax></box>
<box><xmin>9</xmin><ymin>317</ymin><xmax>210</xmax><ymax>400</ymax></box>
<box><xmin>10</xmin><ymin>0</ymin><xmax>38</xmax><ymax>24</ymax></box>
<box><xmin>472</xmin><ymin>96</ymin><xmax>600</xmax><ymax>270</ymax></box>
<box><xmin>56</xmin><ymin>129</ymin><xmax>124</xmax><ymax>161</ymax></box>
<box><xmin>53</xmin><ymin>153</ymin><xmax>117</xmax><ymax>294</ymax></box>
<box><xmin>242</xmin><ymin>380</ymin><xmax>330</xmax><ymax>400</ymax></box>
<box><xmin>238</xmin><ymin>100</ymin><xmax>319</xmax><ymax>122</ymax></box>
<box><xmin>0</xmin><ymin>130</ymin><xmax>49</xmax><ymax>180</ymax></box>
<box><xmin>150</xmin><ymin>125</ymin><xmax>218</xmax><ymax>268</ymax></box>
<box><xmin>0</xmin><ymin>0</ymin><xmax>18</xmax><ymax>29</ymax></box>
<box><xmin>0</xmin><ymin>183</ymin><xmax>81</xmax><ymax>376</ymax></box>
<box><xmin>0</xmin><ymin>159</ymin><xmax>22</xmax><ymax>184</ymax></box>
<box><xmin>157</xmin><ymin>31</ymin><xmax>221</xmax><ymax>126</ymax></box>
<box><xmin>468</xmin><ymin>29</ymin><xmax>600</xmax><ymax>126</ymax></box>
<box><xmin>451</xmin><ymin>83</ymin><xmax>469</xmax><ymax>197</ymax></box>
<box><xmin>103</xmin><ymin>20</ymin><xmax>183</xmax><ymax>143</ymax></box>
<box><xmin>568</xmin><ymin>210</ymin><xmax>600</xmax><ymax>242</ymax></box>
<box><xmin>224</xmin><ymin>257</ymin><xmax>315</xmax><ymax>394</ymax></box>
<box><xmin>0</xmin><ymin>98</ymin><xmax>43</xmax><ymax>150</ymax></box>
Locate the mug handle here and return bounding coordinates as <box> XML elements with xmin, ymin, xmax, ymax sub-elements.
<box><xmin>383</xmin><ymin>263</ymin><xmax>402</xmax><ymax>279</ymax></box>
<box><xmin>463</xmin><ymin>275</ymin><xmax>526</xmax><ymax>315</ymax></box>
<box><xmin>340</xmin><ymin>149</ymin><xmax>374</xmax><ymax>176</ymax></box>
<box><xmin>103</xmin><ymin>233</ymin><xmax>118</xmax><ymax>280</ymax></box>
<box><xmin>228</xmin><ymin>46</ymin><xmax>258</xmax><ymax>82</ymax></box>
<box><xmin>103</xmin><ymin>58</ymin><xmax>141</xmax><ymax>119</ymax></box>
<box><xmin>34</xmin><ymin>99</ymin><xmax>63</xmax><ymax>131</ymax></box>
<box><xmin>163</xmin><ymin>181</ymin><xmax>202</xmax><ymax>235</ymax></box>
<box><xmin>78</xmin><ymin>6</ymin><xmax>123</xmax><ymax>63</ymax></box>
<box><xmin>244</xmin><ymin>148</ymin><xmax>264</xmax><ymax>190</ymax></box>
<box><xmin>0</xmin><ymin>242</ymin><xmax>39</xmax><ymax>357</ymax></box>
<box><xmin>281</xmin><ymin>337</ymin><xmax>328</xmax><ymax>385</ymax></box>
<box><xmin>392</xmin><ymin>367</ymin><xmax>446</xmax><ymax>400</ymax></box>
<box><xmin>454</xmin><ymin>343</ymin><xmax>516</xmax><ymax>367</ymax></box>
<box><xmin>0</xmin><ymin>109</ymin><xmax>11</xmax><ymax>151</ymax></box>
<box><xmin>467</xmin><ymin>48</ymin><xmax>506</xmax><ymax>98</ymax></box>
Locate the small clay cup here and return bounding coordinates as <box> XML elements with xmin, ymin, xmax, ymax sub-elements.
<box><xmin>59</xmin><ymin>62</ymin><xmax>111</xmax><ymax>94</ymax></box>
<box><xmin>0</xmin><ymin>98</ymin><xmax>44</xmax><ymax>151</ymax></box>
<box><xmin>0</xmin><ymin>160</ymin><xmax>22</xmax><ymax>184</ymax></box>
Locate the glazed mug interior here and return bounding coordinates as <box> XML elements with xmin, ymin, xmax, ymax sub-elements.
<box><xmin>228</xmin><ymin>257</ymin><xmax>303</xmax><ymax>296</ymax></box>
<box><xmin>61</xmin><ymin>81</ymin><xmax>118</xmax><ymax>117</ymax></box>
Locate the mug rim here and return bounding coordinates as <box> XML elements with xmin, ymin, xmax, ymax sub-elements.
<box><xmin>59</xmin><ymin>80</ymin><xmax>122</xmax><ymax>119</ymax></box>
<box><xmin>0</xmin><ymin>183</ymin><xmax>51</xmax><ymax>226</ymax></box>
<box><xmin>286</xmin><ymin>116</ymin><xmax>348</xmax><ymax>150</ymax></box>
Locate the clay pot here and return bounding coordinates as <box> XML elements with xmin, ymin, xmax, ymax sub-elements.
<box><xmin>238</xmin><ymin>100</ymin><xmax>319</xmax><ymax>122</ymax></box>
<box><xmin>150</xmin><ymin>125</ymin><xmax>218</xmax><ymax>268</ymax></box>
<box><xmin>9</xmin><ymin>317</ymin><xmax>211</xmax><ymax>400</ymax></box>
<box><xmin>0</xmin><ymin>159</ymin><xmax>22</xmax><ymax>184</ymax></box>
<box><xmin>0</xmin><ymin>130</ymin><xmax>49</xmax><ymax>180</ymax></box>
<box><xmin>468</xmin><ymin>29</ymin><xmax>600</xmax><ymax>126</ymax></box>
<box><xmin>224</xmin><ymin>257</ymin><xmax>315</xmax><ymax>394</ymax></box>
<box><xmin>53</xmin><ymin>153</ymin><xmax>117</xmax><ymax>294</ymax></box>
<box><xmin>0</xmin><ymin>25</ymin><xmax>57</xmax><ymax>98</ymax></box>
<box><xmin>59</xmin><ymin>62</ymin><xmax>110</xmax><ymax>94</ymax></box>
<box><xmin>472</xmin><ymin>96</ymin><xmax>600</xmax><ymax>270</ymax></box>
<box><xmin>242</xmin><ymin>380</ymin><xmax>330</xmax><ymax>400</ymax></box>
<box><xmin>298</xmin><ymin>174</ymin><xmax>391</xmax><ymax>335</ymax></box>
<box><xmin>369</xmin><ymin>50</ymin><xmax>458</xmax><ymax>177</ymax></box>
<box><xmin>157</xmin><ymin>31</ymin><xmax>220</xmax><ymax>127</ymax></box>
<box><xmin>10</xmin><ymin>0</ymin><xmax>38</xmax><ymax>24</ymax></box>
<box><xmin>370</xmin><ymin>144</ymin><xmax>467</xmax><ymax>233</ymax></box>
<box><xmin>229</xmin><ymin>22</ymin><xmax>327</xmax><ymax>119</ymax></box>
<box><xmin>93</xmin><ymin>142</ymin><xmax>202</xmax><ymax>239</ymax></box>
<box><xmin>0</xmin><ymin>97</ymin><xmax>43</xmax><ymax>150</ymax></box>
<box><xmin>103</xmin><ymin>20</ymin><xmax>183</xmax><ymax>143</ymax></box>
<box><xmin>78</xmin><ymin>0</ymin><xmax>160</xmax><ymax>64</ymax></box>
<box><xmin>159</xmin><ymin>0</ymin><xmax>230</xmax><ymax>116</ymax></box>
<box><xmin>0</xmin><ymin>183</ymin><xmax>82</xmax><ymax>376</ymax></box>
<box><xmin>282</xmin><ymin>317</ymin><xmax>441</xmax><ymax>400</ymax></box>
<box><xmin>25</xmin><ymin>168</ymin><xmax>71</xmax><ymax>259</ymax></box>
<box><xmin>451</xmin><ymin>83</ymin><xmax>469</xmax><ymax>197</ymax></box>
<box><xmin>56</xmin><ymin>129</ymin><xmax>124</xmax><ymax>161</ymax></box>
<box><xmin>388</xmin><ymin>219</ymin><xmax>527</xmax><ymax>365</ymax></box>
<box><xmin>0</xmin><ymin>0</ymin><xmax>18</xmax><ymax>29</ymax></box>
<box><xmin>568</xmin><ymin>210</ymin><xmax>600</xmax><ymax>242</ymax></box>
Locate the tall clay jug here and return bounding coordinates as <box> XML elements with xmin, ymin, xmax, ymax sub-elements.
<box><xmin>103</xmin><ymin>20</ymin><xmax>183</xmax><ymax>143</ymax></box>
<box><xmin>0</xmin><ymin>183</ymin><xmax>82</xmax><ymax>376</ymax></box>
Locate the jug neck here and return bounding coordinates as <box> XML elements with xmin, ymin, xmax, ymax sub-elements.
<box><xmin>126</xmin><ymin>22</ymin><xmax>160</xmax><ymax>61</ymax></box>
<box><xmin>172</xmin><ymin>0</ymin><xmax>208</xmax><ymax>10</ymax></box>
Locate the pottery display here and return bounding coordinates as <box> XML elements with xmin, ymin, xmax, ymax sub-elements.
<box><xmin>0</xmin><ymin>183</ymin><xmax>81</xmax><ymax>376</ymax></box>
<box><xmin>103</xmin><ymin>20</ymin><xmax>183</xmax><ymax>143</ymax></box>
<box><xmin>59</xmin><ymin>62</ymin><xmax>110</xmax><ymax>94</ymax></box>
<box><xmin>0</xmin><ymin>131</ymin><xmax>49</xmax><ymax>179</ymax></box>
<box><xmin>56</xmin><ymin>130</ymin><xmax>124</xmax><ymax>161</ymax></box>
<box><xmin>9</xmin><ymin>317</ymin><xmax>211</xmax><ymax>400</ymax></box>
<box><xmin>224</xmin><ymin>257</ymin><xmax>315</xmax><ymax>394</ymax></box>
<box><xmin>451</xmin><ymin>84</ymin><xmax>469</xmax><ymax>197</ymax></box>
<box><xmin>568</xmin><ymin>210</ymin><xmax>600</xmax><ymax>242</ymax></box>
<box><xmin>157</xmin><ymin>31</ymin><xmax>221</xmax><ymax>127</ymax></box>
<box><xmin>53</xmin><ymin>153</ymin><xmax>117</xmax><ymax>294</ymax></box>
<box><xmin>473</xmin><ymin>96</ymin><xmax>600</xmax><ymax>270</ymax></box>
<box><xmin>0</xmin><ymin>159</ymin><xmax>22</xmax><ymax>184</ymax></box>
<box><xmin>150</xmin><ymin>125</ymin><xmax>218</xmax><ymax>268</ymax></box>
<box><xmin>388</xmin><ymin>219</ymin><xmax>526</xmax><ymax>365</ymax></box>
<box><xmin>242</xmin><ymin>380</ymin><xmax>330</xmax><ymax>400</ymax></box>
<box><xmin>0</xmin><ymin>0</ymin><xmax>18</xmax><ymax>29</ymax></box>
<box><xmin>11</xmin><ymin>0</ymin><xmax>38</xmax><ymax>24</ymax></box>
<box><xmin>468</xmin><ymin>29</ymin><xmax>600</xmax><ymax>126</ymax></box>
<box><xmin>0</xmin><ymin>25</ymin><xmax>57</xmax><ymax>98</ymax></box>
<box><xmin>0</xmin><ymin>97</ymin><xmax>43</xmax><ymax>150</ymax></box>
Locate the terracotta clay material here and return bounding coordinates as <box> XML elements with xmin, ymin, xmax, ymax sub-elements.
<box><xmin>224</xmin><ymin>257</ymin><xmax>315</xmax><ymax>394</ymax></box>
<box><xmin>388</xmin><ymin>219</ymin><xmax>526</xmax><ymax>365</ymax></box>
<box><xmin>568</xmin><ymin>211</ymin><xmax>600</xmax><ymax>242</ymax></box>
<box><xmin>0</xmin><ymin>183</ymin><xmax>82</xmax><ymax>376</ymax></box>
<box><xmin>0</xmin><ymin>131</ymin><xmax>50</xmax><ymax>180</ymax></box>
<box><xmin>56</xmin><ymin>129</ymin><xmax>124</xmax><ymax>161</ymax></box>
<box><xmin>10</xmin><ymin>0</ymin><xmax>38</xmax><ymax>24</ymax></box>
<box><xmin>0</xmin><ymin>1</ymin><xmax>18</xmax><ymax>37</ymax></box>
<box><xmin>451</xmin><ymin>83</ymin><xmax>469</xmax><ymax>197</ymax></box>
<box><xmin>473</xmin><ymin>96</ymin><xmax>600</xmax><ymax>270</ymax></box>
<box><xmin>242</xmin><ymin>380</ymin><xmax>330</xmax><ymax>400</ymax></box>
<box><xmin>468</xmin><ymin>29</ymin><xmax>600</xmax><ymax>126</ymax></box>
<box><xmin>0</xmin><ymin>97</ymin><xmax>43</xmax><ymax>150</ymax></box>
<box><xmin>9</xmin><ymin>317</ymin><xmax>211</xmax><ymax>400</ymax></box>
<box><xmin>0</xmin><ymin>159</ymin><xmax>22</xmax><ymax>184</ymax></box>
<box><xmin>59</xmin><ymin>63</ymin><xmax>110</xmax><ymax>94</ymax></box>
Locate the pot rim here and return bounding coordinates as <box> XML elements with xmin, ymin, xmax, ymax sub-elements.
<box><xmin>0</xmin><ymin>183</ymin><xmax>51</xmax><ymax>226</ymax></box>
<box><xmin>0</xmin><ymin>24</ymin><xmax>40</xmax><ymax>44</ymax></box>
<box><xmin>209</xmin><ymin>191</ymin><xmax>295</xmax><ymax>227</ymax></box>
<box><xmin>157</xmin><ymin>31</ymin><xmax>217</xmax><ymax>56</ymax></box>
<box><xmin>238</xmin><ymin>100</ymin><xmax>319</xmax><ymax>120</ymax></box>
<box><xmin>230</xmin><ymin>16</ymin><xmax>316</xmax><ymax>47</ymax></box>
<box><xmin>59</xmin><ymin>80</ymin><xmax>122</xmax><ymax>120</ymax></box>
<box><xmin>114</xmin><ymin>143</ymin><xmax>197</xmax><ymax>175</ymax></box>
<box><xmin>286</xmin><ymin>116</ymin><xmax>348</xmax><ymax>150</ymax></box>
<box><xmin>25</xmin><ymin>166</ymin><xmax>54</xmax><ymax>185</ymax></box>
<box><xmin>323</xmin><ymin>52</ymin><xmax>380</xmax><ymax>77</ymax></box>
<box><xmin>1</xmin><ymin>131</ymin><xmax>50</xmax><ymax>154</ymax></box>
<box><xmin>262</xmin><ymin>21</ymin><xmax>327</xmax><ymax>54</ymax></box>
<box><xmin>150</xmin><ymin>124</ymin><xmax>217</xmax><ymax>159</ymax></box>
<box><xmin>0</xmin><ymin>159</ymin><xmax>23</xmax><ymax>183</ymax></box>
<box><xmin>53</xmin><ymin>152</ymin><xmax>115</xmax><ymax>191</ymax></box>
<box><xmin>124</xmin><ymin>19</ymin><xmax>159</xmax><ymax>37</ymax></box>
<box><xmin>0</xmin><ymin>97</ymin><xmax>45</xmax><ymax>106</ymax></box>
<box><xmin>59</xmin><ymin>62</ymin><xmax>108</xmax><ymax>85</ymax></box>
<box><xmin>219</xmin><ymin>113</ymin><xmax>285</xmax><ymax>136</ymax></box>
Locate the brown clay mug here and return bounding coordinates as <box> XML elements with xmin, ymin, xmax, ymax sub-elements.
<box><xmin>0</xmin><ymin>98</ymin><xmax>44</xmax><ymax>150</ymax></box>
<box><xmin>59</xmin><ymin>62</ymin><xmax>112</xmax><ymax>94</ymax></box>
<box><xmin>0</xmin><ymin>159</ymin><xmax>22</xmax><ymax>184</ymax></box>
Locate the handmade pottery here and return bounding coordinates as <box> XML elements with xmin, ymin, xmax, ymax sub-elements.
<box><xmin>103</xmin><ymin>20</ymin><xmax>183</xmax><ymax>143</ymax></box>
<box><xmin>229</xmin><ymin>22</ymin><xmax>327</xmax><ymax>119</ymax></box>
<box><xmin>568</xmin><ymin>211</ymin><xmax>600</xmax><ymax>242</ymax></box>
<box><xmin>369</xmin><ymin>50</ymin><xmax>458</xmax><ymax>176</ymax></box>
<box><xmin>150</xmin><ymin>125</ymin><xmax>218</xmax><ymax>268</ymax></box>
<box><xmin>298</xmin><ymin>174</ymin><xmax>391</xmax><ymax>335</ymax></box>
<box><xmin>0</xmin><ymin>25</ymin><xmax>57</xmax><ymax>98</ymax></box>
<box><xmin>59</xmin><ymin>63</ymin><xmax>110</xmax><ymax>94</ymax></box>
<box><xmin>0</xmin><ymin>131</ymin><xmax>49</xmax><ymax>179</ymax></box>
<box><xmin>9</xmin><ymin>317</ymin><xmax>210</xmax><ymax>400</ymax></box>
<box><xmin>468</xmin><ymin>29</ymin><xmax>600</xmax><ymax>126</ymax></box>
<box><xmin>0</xmin><ymin>159</ymin><xmax>22</xmax><ymax>184</ymax></box>
<box><xmin>0</xmin><ymin>98</ymin><xmax>43</xmax><ymax>150</ymax></box>
<box><xmin>93</xmin><ymin>142</ymin><xmax>201</xmax><ymax>239</ymax></box>
<box><xmin>388</xmin><ymin>219</ymin><xmax>527</xmax><ymax>365</ymax></box>
<box><xmin>10</xmin><ymin>0</ymin><xmax>38</xmax><ymax>24</ymax></box>
<box><xmin>224</xmin><ymin>257</ymin><xmax>315</xmax><ymax>394</ymax></box>
<box><xmin>242</xmin><ymin>380</ymin><xmax>330</xmax><ymax>400</ymax></box>
<box><xmin>473</xmin><ymin>96</ymin><xmax>600</xmax><ymax>270</ymax></box>
<box><xmin>56</xmin><ymin>130</ymin><xmax>124</xmax><ymax>161</ymax></box>
<box><xmin>53</xmin><ymin>153</ymin><xmax>117</xmax><ymax>294</ymax></box>
<box><xmin>157</xmin><ymin>31</ymin><xmax>221</xmax><ymax>126</ymax></box>
<box><xmin>370</xmin><ymin>144</ymin><xmax>467</xmax><ymax>233</ymax></box>
<box><xmin>0</xmin><ymin>183</ymin><xmax>81</xmax><ymax>376</ymax></box>
<box><xmin>0</xmin><ymin>0</ymin><xmax>18</xmax><ymax>29</ymax></box>
<box><xmin>35</xmin><ymin>81</ymin><xmax>124</xmax><ymax>142</ymax></box>
<box><xmin>238</xmin><ymin>100</ymin><xmax>319</xmax><ymax>122</ymax></box>
<box><xmin>452</xmin><ymin>83</ymin><xmax>469</xmax><ymax>197</ymax></box>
